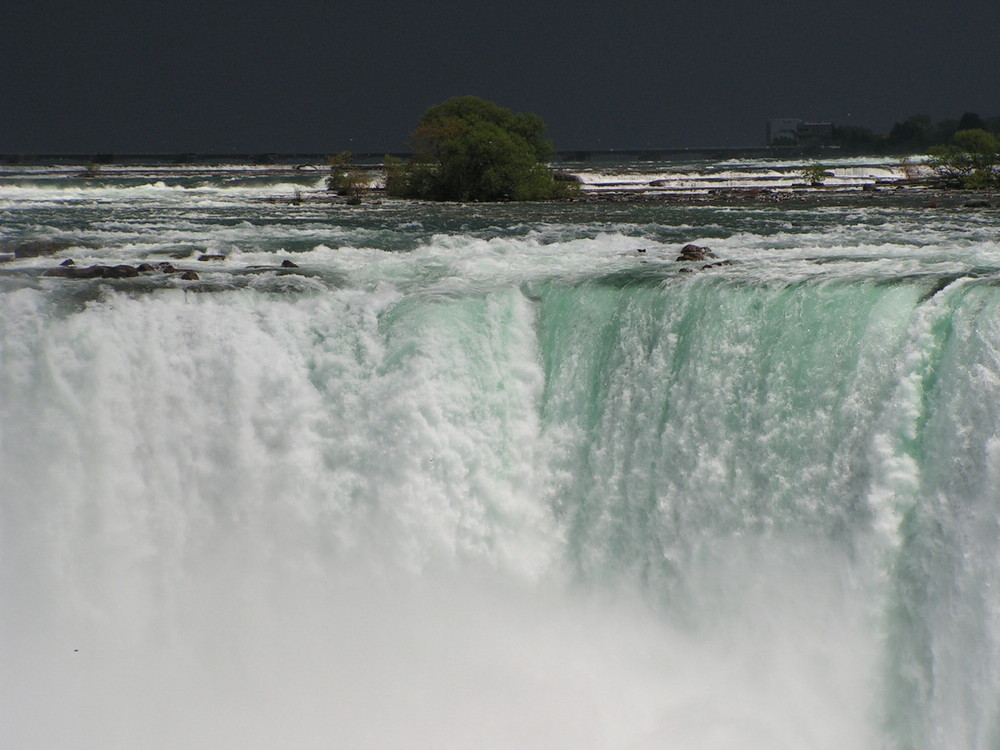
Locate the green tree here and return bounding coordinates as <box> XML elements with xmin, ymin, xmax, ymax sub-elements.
<box><xmin>887</xmin><ymin>114</ymin><xmax>933</xmax><ymax>151</ymax></box>
<box><xmin>800</xmin><ymin>162</ymin><xmax>833</xmax><ymax>185</ymax></box>
<box><xmin>929</xmin><ymin>129</ymin><xmax>1000</xmax><ymax>188</ymax></box>
<box><xmin>326</xmin><ymin>152</ymin><xmax>368</xmax><ymax>203</ymax></box>
<box><xmin>387</xmin><ymin>96</ymin><xmax>570</xmax><ymax>201</ymax></box>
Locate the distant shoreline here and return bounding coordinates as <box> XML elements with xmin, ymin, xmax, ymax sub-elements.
<box><xmin>3</xmin><ymin>158</ymin><xmax>996</xmax><ymax>210</ymax></box>
<box><xmin>0</xmin><ymin>145</ymin><xmax>893</xmax><ymax>168</ymax></box>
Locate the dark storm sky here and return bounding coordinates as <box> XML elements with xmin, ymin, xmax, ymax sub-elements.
<box><xmin>4</xmin><ymin>0</ymin><xmax>999</xmax><ymax>153</ymax></box>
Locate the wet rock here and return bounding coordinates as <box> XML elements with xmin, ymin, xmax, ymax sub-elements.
<box><xmin>179</xmin><ymin>270</ymin><xmax>199</xmax><ymax>280</ymax></box>
<box><xmin>553</xmin><ymin>171</ymin><xmax>583</xmax><ymax>183</ymax></box>
<box><xmin>0</xmin><ymin>253</ymin><xmax>15</xmax><ymax>263</ymax></box>
<box><xmin>42</xmin><ymin>266</ymin><xmax>74</xmax><ymax>277</ymax></box>
<box><xmin>197</xmin><ymin>254</ymin><xmax>226</xmax><ymax>261</ymax></box>
<box><xmin>59</xmin><ymin>258</ymin><xmax>76</xmax><ymax>266</ymax></box>
<box><xmin>105</xmin><ymin>265</ymin><xmax>140</xmax><ymax>278</ymax></box>
<box><xmin>676</xmin><ymin>244</ymin><xmax>718</xmax><ymax>262</ymax></box>
<box><xmin>280</xmin><ymin>259</ymin><xmax>299</xmax><ymax>268</ymax></box>
<box><xmin>43</xmin><ymin>264</ymin><xmax>139</xmax><ymax>279</ymax></box>
<box><xmin>964</xmin><ymin>199</ymin><xmax>992</xmax><ymax>208</ymax></box>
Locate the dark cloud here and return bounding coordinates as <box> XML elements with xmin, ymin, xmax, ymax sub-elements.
<box><xmin>3</xmin><ymin>0</ymin><xmax>999</xmax><ymax>152</ymax></box>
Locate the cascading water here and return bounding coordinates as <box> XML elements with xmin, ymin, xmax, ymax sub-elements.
<box><xmin>1</xmin><ymin>164</ymin><xmax>999</xmax><ymax>749</ymax></box>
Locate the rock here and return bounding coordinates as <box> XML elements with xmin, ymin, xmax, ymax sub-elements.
<box><xmin>179</xmin><ymin>271</ymin><xmax>199</xmax><ymax>280</ymax></box>
<box><xmin>281</xmin><ymin>259</ymin><xmax>299</xmax><ymax>268</ymax></box>
<box><xmin>42</xmin><ymin>264</ymin><xmax>139</xmax><ymax>279</ymax></box>
<box><xmin>0</xmin><ymin>253</ymin><xmax>15</xmax><ymax>263</ymax></box>
<box><xmin>964</xmin><ymin>199</ymin><xmax>992</xmax><ymax>208</ymax></box>
<box><xmin>676</xmin><ymin>244</ymin><xmax>718</xmax><ymax>262</ymax></box>
<box><xmin>197</xmin><ymin>254</ymin><xmax>226</xmax><ymax>261</ymax></box>
<box><xmin>59</xmin><ymin>258</ymin><xmax>76</xmax><ymax>266</ymax></box>
<box><xmin>553</xmin><ymin>171</ymin><xmax>583</xmax><ymax>183</ymax></box>
<box><xmin>105</xmin><ymin>265</ymin><xmax>140</xmax><ymax>278</ymax></box>
<box><xmin>136</xmin><ymin>263</ymin><xmax>154</xmax><ymax>272</ymax></box>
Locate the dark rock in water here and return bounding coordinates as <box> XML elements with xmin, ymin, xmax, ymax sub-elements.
<box><xmin>43</xmin><ymin>264</ymin><xmax>139</xmax><ymax>279</ymax></box>
<box><xmin>179</xmin><ymin>270</ymin><xmax>199</xmax><ymax>280</ymax></box>
<box><xmin>964</xmin><ymin>199</ymin><xmax>992</xmax><ymax>208</ymax></box>
<box><xmin>676</xmin><ymin>244</ymin><xmax>718</xmax><ymax>262</ymax></box>
<box><xmin>702</xmin><ymin>260</ymin><xmax>735</xmax><ymax>270</ymax></box>
<box><xmin>42</xmin><ymin>266</ymin><xmax>74</xmax><ymax>277</ymax></box>
<box><xmin>281</xmin><ymin>259</ymin><xmax>299</xmax><ymax>268</ymax></box>
<box><xmin>60</xmin><ymin>258</ymin><xmax>76</xmax><ymax>266</ymax></box>
<box><xmin>136</xmin><ymin>263</ymin><xmax>154</xmax><ymax>272</ymax></box>
<box><xmin>198</xmin><ymin>254</ymin><xmax>226</xmax><ymax>262</ymax></box>
<box><xmin>12</xmin><ymin>240</ymin><xmax>76</xmax><ymax>258</ymax></box>
<box><xmin>0</xmin><ymin>253</ymin><xmax>16</xmax><ymax>263</ymax></box>
<box><xmin>553</xmin><ymin>171</ymin><xmax>583</xmax><ymax>183</ymax></box>
<box><xmin>105</xmin><ymin>265</ymin><xmax>140</xmax><ymax>278</ymax></box>
<box><xmin>636</xmin><ymin>248</ymin><xmax>647</xmax><ymax>254</ymax></box>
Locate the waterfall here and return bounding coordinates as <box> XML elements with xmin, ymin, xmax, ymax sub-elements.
<box><xmin>2</xmin><ymin>260</ymin><xmax>999</xmax><ymax>749</ymax></box>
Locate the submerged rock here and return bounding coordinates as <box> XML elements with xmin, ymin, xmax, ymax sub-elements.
<box><xmin>676</xmin><ymin>244</ymin><xmax>718</xmax><ymax>262</ymax></box>
<box><xmin>179</xmin><ymin>270</ymin><xmax>199</xmax><ymax>280</ymax></box>
<box><xmin>197</xmin><ymin>254</ymin><xmax>226</xmax><ymax>262</ymax></box>
<box><xmin>43</xmin><ymin>264</ymin><xmax>140</xmax><ymax>279</ymax></box>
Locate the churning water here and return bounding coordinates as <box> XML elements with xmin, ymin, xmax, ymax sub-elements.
<box><xmin>1</xmin><ymin>162</ymin><xmax>999</xmax><ymax>749</ymax></box>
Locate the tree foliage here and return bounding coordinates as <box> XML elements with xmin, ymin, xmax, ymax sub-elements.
<box><xmin>800</xmin><ymin>162</ymin><xmax>833</xmax><ymax>185</ymax></box>
<box><xmin>829</xmin><ymin>111</ymin><xmax>1000</xmax><ymax>155</ymax></box>
<box><xmin>387</xmin><ymin>96</ymin><xmax>570</xmax><ymax>201</ymax></box>
<box><xmin>929</xmin><ymin>129</ymin><xmax>1000</xmax><ymax>188</ymax></box>
<box><xmin>325</xmin><ymin>152</ymin><xmax>368</xmax><ymax>203</ymax></box>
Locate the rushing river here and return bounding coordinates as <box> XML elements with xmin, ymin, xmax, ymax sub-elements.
<box><xmin>1</xmin><ymin>160</ymin><xmax>999</xmax><ymax>750</ymax></box>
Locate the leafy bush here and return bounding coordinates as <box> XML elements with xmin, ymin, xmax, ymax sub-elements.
<box><xmin>326</xmin><ymin>152</ymin><xmax>369</xmax><ymax>202</ymax></box>
<box><xmin>800</xmin><ymin>163</ymin><xmax>833</xmax><ymax>185</ymax></box>
<box><xmin>387</xmin><ymin>96</ymin><xmax>571</xmax><ymax>202</ymax></box>
<box><xmin>929</xmin><ymin>129</ymin><xmax>1000</xmax><ymax>187</ymax></box>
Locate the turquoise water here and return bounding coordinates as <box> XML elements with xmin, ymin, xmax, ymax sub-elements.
<box><xmin>2</xmin><ymin>165</ymin><xmax>999</xmax><ymax>749</ymax></box>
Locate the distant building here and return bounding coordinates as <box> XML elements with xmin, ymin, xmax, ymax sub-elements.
<box><xmin>767</xmin><ymin>119</ymin><xmax>833</xmax><ymax>147</ymax></box>
<box><xmin>767</xmin><ymin>119</ymin><xmax>802</xmax><ymax>146</ymax></box>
